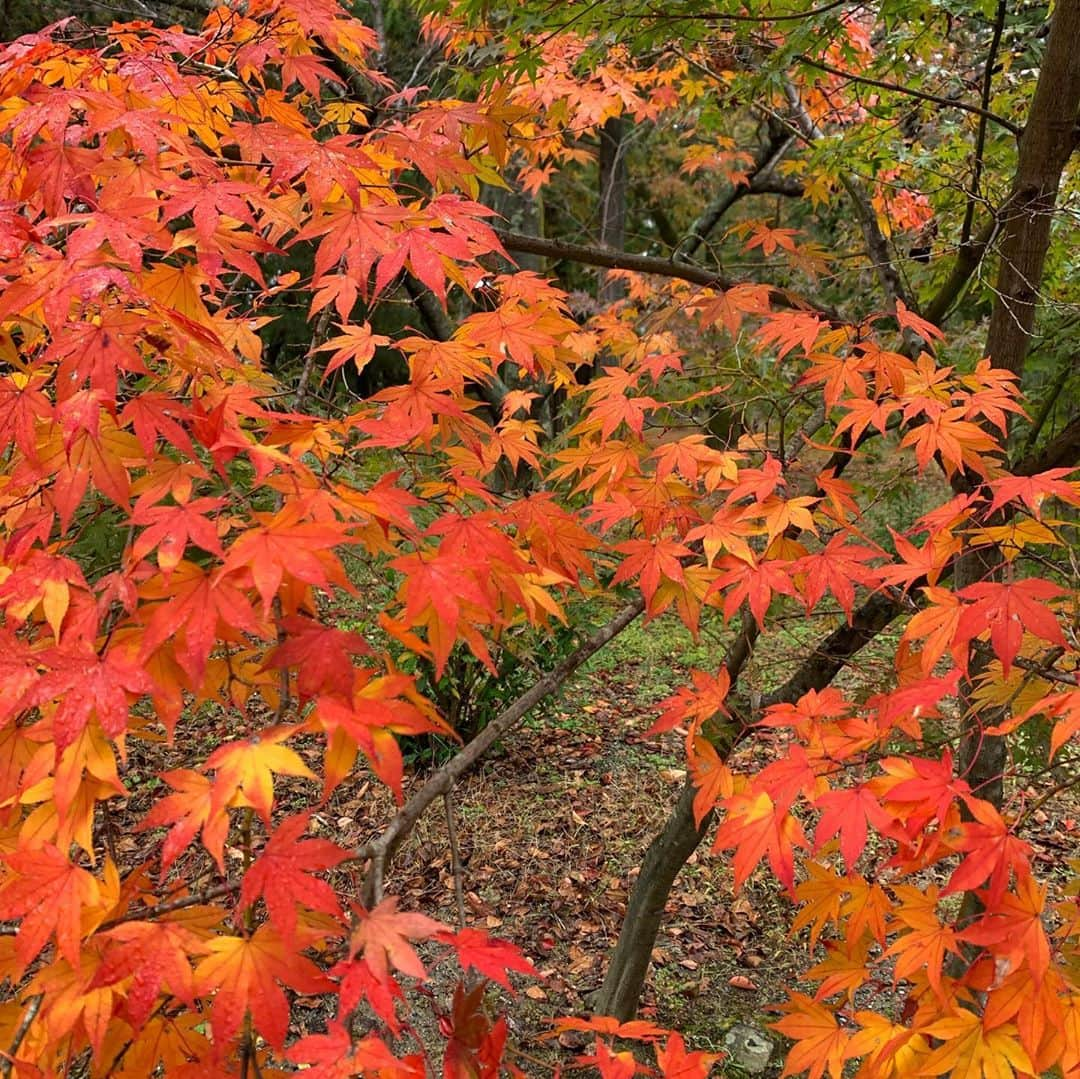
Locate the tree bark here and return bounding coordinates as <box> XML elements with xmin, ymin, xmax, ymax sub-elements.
<box><xmin>592</xmin><ymin>590</ymin><xmax>904</xmax><ymax>1018</ymax></box>
<box><xmin>955</xmin><ymin>0</ymin><xmax>1080</xmax><ymax>914</ymax></box>
<box><xmin>983</xmin><ymin>0</ymin><xmax>1080</xmax><ymax>379</ymax></box>
<box><xmin>590</xmin><ymin>776</ymin><xmax>719</xmax><ymax>1021</ymax></box>
<box><xmin>598</xmin><ymin>117</ymin><xmax>629</xmax><ymax>305</ymax></box>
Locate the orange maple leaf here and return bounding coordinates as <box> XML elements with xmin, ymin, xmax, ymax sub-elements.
<box><xmin>194</xmin><ymin>925</ymin><xmax>329</xmax><ymax>1049</ymax></box>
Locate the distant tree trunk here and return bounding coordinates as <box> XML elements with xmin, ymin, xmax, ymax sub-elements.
<box><xmin>957</xmin><ymin>0</ymin><xmax>1080</xmax><ymax>850</ymax></box>
<box><xmin>598</xmin><ymin>116</ymin><xmax>628</xmax><ymax>305</ymax></box>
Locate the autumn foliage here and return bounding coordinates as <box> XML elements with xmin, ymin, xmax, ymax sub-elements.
<box><xmin>0</xmin><ymin>0</ymin><xmax>1077</xmax><ymax>1076</ymax></box>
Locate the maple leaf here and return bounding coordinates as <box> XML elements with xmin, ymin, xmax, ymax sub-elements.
<box><xmin>900</xmin><ymin>406</ymin><xmax>1000</xmax><ymax>476</ymax></box>
<box><xmin>803</xmin><ymin>939</ymin><xmax>872</xmax><ymax>1002</ymax></box>
<box><xmin>959</xmin><ymin>875</ymin><xmax>1051</xmax><ymax>986</ymax></box>
<box><xmin>955</xmin><ymin>578</ymin><xmax>1066</xmax><ymax>676</ymax></box>
<box><xmin>986</xmin><ymin>467</ymin><xmax>1080</xmax><ymax>519</ymax></box>
<box><xmin>203</xmin><ymin>725</ymin><xmax>317</xmax><ymax>822</ymax></box>
<box><xmin>689</xmin><ymin>735</ymin><xmax>735</xmax><ymax>826</ymax></box>
<box><xmin>130</xmin><ymin>495</ymin><xmax>225</xmax><ymax>579</ymax></box>
<box><xmin>0</xmin><ymin>845</ymin><xmax>101</xmax><ymax>971</ymax></box>
<box><xmin>29</xmin><ymin>641</ymin><xmax>153</xmax><ymax>750</ymax></box>
<box><xmin>442</xmin><ymin>981</ymin><xmax>511</xmax><ymax>1079</ymax></box>
<box><xmin>706</xmin><ymin>554</ymin><xmax>797</xmax><ymax>627</ymax></box>
<box><xmin>902</xmin><ymin>587</ymin><xmax>967</xmax><ymax>675</ymax></box>
<box><xmin>813</xmin><ymin>784</ymin><xmax>897</xmax><ymax>868</ymax></box>
<box><xmin>649</xmin><ymin>667</ymin><xmax>731</xmax><ymax>735</ymax></box>
<box><xmin>944</xmin><ymin>798</ymin><xmax>1032</xmax><ymax>909</ymax></box>
<box><xmin>220</xmin><ymin>507</ymin><xmax>350</xmax><ymax>617</ymax></box>
<box><xmin>892</xmin><ymin>298</ymin><xmax>944</xmax><ymax>343</ymax></box>
<box><xmin>654</xmin><ymin>1033</ymin><xmax>723</xmax><ymax>1078</ymax></box>
<box><xmin>612</xmin><ymin>537</ymin><xmax>691</xmax><ymax>610</ymax></box>
<box><xmin>771</xmin><ymin>994</ymin><xmax>854</xmax><ymax>1079</ymax></box>
<box><xmin>879</xmin><ymin>750</ymin><xmax>972</xmax><ymax>826</ymax></box>
<box><xmin>441</xmin><ymin>928</ymin><xmax>536</xmax><ymax>989</ymax></box>
<box><xmin>792</xmin><ymin>862</ymin><xmax>850</xmax><ymax>949</ymax></box>
<box><xmin>315</xmin><ymin>322</ymin><xmax>391</xmax><ymax>382</ymax></box>
<box><xmin>842</xmin><ymin>879</ymin><xmax>891</xmax><ymax>947</ymax></box>
<box><xmin>552</xmin><ymin>1016</ymin><xmax>669</xmax><ymax>1040</ymax></box>
<box><xmin>793</xmin><ymin>534</ymin><xmax>879</xmax><ymax>620</ymax></box>
<box><xmin>139</xmin><ymin>560</ymin><xmax>266</xmax><ymax>688</ymax></box>
<box><xmin>237</xmin><ymin>812</ymin><xmax>348</xmax><ymax>940</ymax></box>
<box><xmin>331</xmin><ymin>955</ymin><xmax>408</xmax><ymax>1034</ymax></box>
<box><xmin>262</xmin><ymin>615</ymin><xmax>372</xmax><ymax>702</ymax></box>
<box><xmin>139</xmin><ymin>769</ymin><xmax>232</xmax><ymax>873</ymax></box>
<box><xmin>713</xmin><ymin>790</ymin><xmax>807</xmax><ymax>892</ymax></box>
<box><xmin>691</xmin><ymin>282</ymin><xmax>772</xmax><ymax>336</ymax></box>
<box><xmin>756</xmin><ymin>311</ymin><xmax>825</xmax><ymax>359</ymax></box>
<box><xmin>884</xmin><ymin>885</ymin><xmax>958</xmax><ymax>999</ymax></box>
<box><xmin>194</xmin><ymin>925</ymin><xmax>329</xmax><ymax>1049</ymax></box>
<box><xmin>847</xmin><ymin>1011</ymin><xmax>929</xmax><ymax>1079</ymax></box>
<box><xmin>93</xmin><ymin>920</ymin><xmax>210</xmax><ymax>1028</ymax></box>
<box><xmin>313</xmin><ymin>671</ymin><xmax>450</xmax><ymax>800</ymax></box>
<box><xmin>349</xmin><ymin>897</ymin><xmax>445</xmax><ymax>981</ymax></box>
<box><xmin>919</xmin><ymin>1011</ymin><xmax>1033</xmax><ymax>1079</ymax></box>
<box><xmin>287</xmin><ymin>1023</ymin><xmax>412</xmax><ymax>1079</ymax></box>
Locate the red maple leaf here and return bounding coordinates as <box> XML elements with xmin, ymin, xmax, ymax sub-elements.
<box><xmin>0</xmin><ymin>844</ymin><xmax>101</xmax><ymax>970</ymax></box>
<box><xmin>349</xmin><ymin>897</ymin><xmax>445</xmax><ymax>981</ymax></box>
<box><xmin>262</xmin><ymin>615</ymin><xmax>372</xmax><ymax>702</ymax></box>
<box><xmin>238</xmin><ymin>812</ymin><xmax>349</xmax><ymax>940</ymax></box>
<box><xmin>440</xmin><ymin>928</ymin><xmax>536</xmax><ymax>989</ymax></box>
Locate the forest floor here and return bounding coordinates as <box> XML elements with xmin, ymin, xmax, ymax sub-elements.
<box><xmin>114</xmin><ymin>598</ymin><xmax>1080</xmax><ymax>1075</ymax></box>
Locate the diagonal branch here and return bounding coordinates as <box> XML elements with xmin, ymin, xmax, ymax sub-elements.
<box><xmin>494</xmin><ymin>229</ymin><xmax>837</xmax><ymax>319</ymax></box>
<box><xmin>358</xmin><ymin>598</ymin><xmax>646</xmax><ymax>905</ymax></box>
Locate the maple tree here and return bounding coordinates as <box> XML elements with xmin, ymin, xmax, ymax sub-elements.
<box><xmin>0</xmin><ymin>0</ymin><xmax>1078</xmax><ymax>1077</ymax></box>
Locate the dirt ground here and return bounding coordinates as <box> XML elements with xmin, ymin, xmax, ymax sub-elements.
<box><xmin>111</xmin><ymin>606</ymin><xmax>1079</xmax><ymax>1075</ymax></box>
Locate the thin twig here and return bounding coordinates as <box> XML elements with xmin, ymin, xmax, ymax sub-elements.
<box><xmin>961</xmin><ymin>0</ymin><xmax>1008</xmax><ymax>246</ymax></box>
<box><xmin>444</xmin><ymin>792</ymin><xmax>468</xmax><ymax>931</ymax></box>
<box><xmin>97</xmin><ymin>881</ymin><xmax>238</xmax><ymax>932</ymax></box>
<box><xmin>0</xmin><ymin>995</ymin><xmax>42</xmax><ymax>1079</ymax></box>
<box><xmin>294</xmin><ymin>299</ymin><xmax>337</xmax><ymax>412</ymax></box>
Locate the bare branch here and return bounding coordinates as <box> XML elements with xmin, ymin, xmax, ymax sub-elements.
<box><xmin>359</xmin><ymin>599</ymin><xmax>646</xmax><ymax>905</ymax></box>
<box><xmin>495</xmin><ymin>229</ymin><xmax>838</xmax><ymax>319</ymax></box>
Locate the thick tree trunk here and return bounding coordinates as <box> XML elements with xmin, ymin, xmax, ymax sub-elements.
<box><xmin>598</xmin><ymin>116</ymin><xmax>628</xmax><ymax>305</ymax></box>
<box><xmin>591</xmin><ymin>778</ymin><xmax>716</xmax><ymax>1020</ymax></box>
<box><xmin>983</xmin><ymin>0</ymin><xmax>1080</xmax><ymax>379</ymax></box>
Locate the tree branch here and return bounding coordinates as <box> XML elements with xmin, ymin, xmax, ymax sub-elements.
<box><xmin>495</xmin><ymin>229</ymin><xmax>837</xmax><ymax>319</ymax></box>
<box><xmin>1012</xmin><ymin>411</ymin><xmax>1080</xmax><ymax>476</ymax></box>
<box><xmin>920</xmin><ymin>217</ymin><xmax>997</xmax><ymax>327</ymax></box>
<box><xmin>359</xmin><ymin>598</ymin><xmax>646</xmax><ymax>905</ymax></box>
<box><xmin>795</xmin><ymin>54</ymin><xmax>1022</xmax><ymax>137</ymax></box>
<box><xmin>961</xmin><ymin>0</ymin><xmax>1008</xmax><ymax>247</ymax></box>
